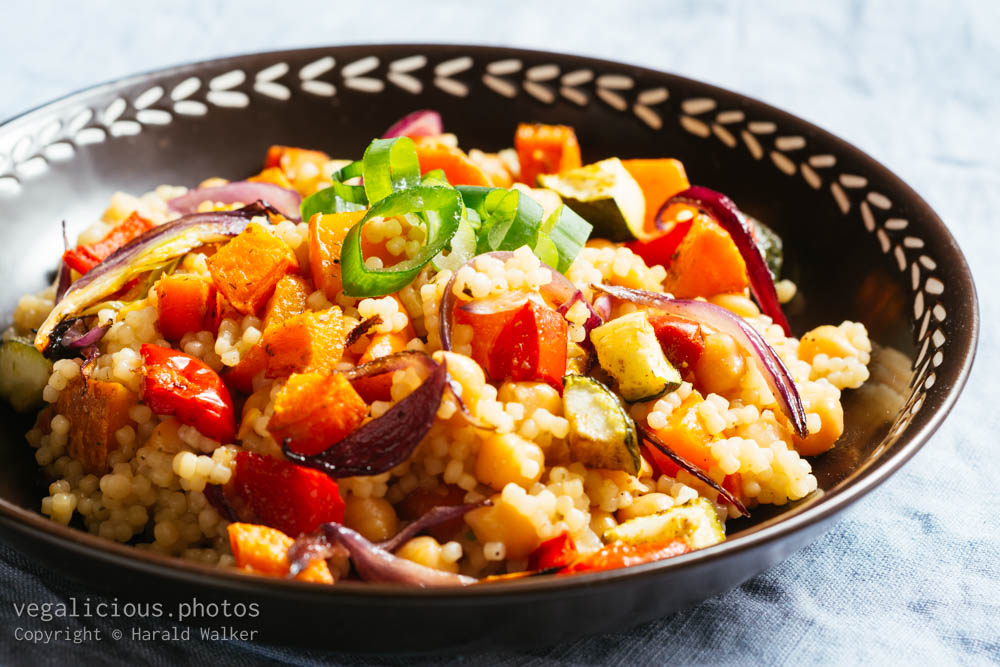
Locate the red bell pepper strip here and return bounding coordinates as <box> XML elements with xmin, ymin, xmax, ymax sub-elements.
<box><xmin>647</xmin><ymin>313</ymin><xmax>706</xmax><ymax>371</ymax></box>
<box><xmin>232</xmin><ymin>452</ymin><xmax>345</xmax><ymax>537</ymax></box>
<box><xmin>559</xmin><ymin>538</ymin><xmax>690</xmax><ymax>575</ymax></box>
<box><xmin>489</xmin><ymin>300</ymin><xmax>567</xmax><ymax>390</ymax></box>
<box><xmin>140</xmin><ymin>344</ymin><xmax>236</xmax><ymax>443</ymax></box>
<box><xmin>625</xmin><ymin>217</ymin><xmax>693</xmax><ymax>270</ymax></box>
<box><xmin>528</xmin><ymin>532</ymin><xmax>578</xmax><ymax>571</ymax></box>
<box><xmin>63</xmin><ymin>212</ymin><xmax>155</xmax><ymax>274</ymax></box>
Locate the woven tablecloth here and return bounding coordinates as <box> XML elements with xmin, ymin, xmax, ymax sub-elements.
<box><xmin>1</xmin><ymin>1</ymin><xmax>997</xmax><ymax>664</ymax></box>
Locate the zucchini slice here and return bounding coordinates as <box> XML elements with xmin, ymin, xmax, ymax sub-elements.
<box><xmin>562</xmin><ymin>375</ymin><xmax>640</xmax><ymax>475</ymax></box>
<box><xmin>538</xmin><ymin>158</ymin><xmax>646</xmax><ymax>242</ymax></box>
<box><xmin>603</xmin><ymin>497</ymin><xmax>725</xmax><ymax>550</ymax></box>
<box><xmin>751</xmin><ymin>217</ymin><xmax>783</xmax><ymax>279</ymax></box>
<box><xmin>590</xmin><ymin>311</ymin><xmax>681</xmax><ymax>402</ymax></box>
<box><xmin>0</xmin><ymin>339</ymin><xmax>53</xmax><ymax>412</ymax></box>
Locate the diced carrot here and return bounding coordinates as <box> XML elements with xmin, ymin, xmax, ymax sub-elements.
<box><xmin>489</xmin><ymin>300</ymin><xmax>568</xmax><ymax>390</ymax></box>
<box><xmin>207</xmin><ymin>222</ymin><xmax>299</xmax><ymax>316</ymax></box>
<box><xmin>621</xmin><ymin>159</ymin><xmax>691</xmax><ymax>235</ymax></box>
<box><xmin>264</xmin><ymin>274</ymin><xmax>310</xmax><ymax>330</ymax></box>
<box><xmin>663</xmin><ymin>214</ymin><xmax>748</xmax><ymax>298</ymax></box>
<box><xmin>514</xmin><ymin>123</ymin><xmax>582</xmax><ymax>186</ymax></box>
<box><xmin>155</xmin><ymin>274</ymin><xmax>216</xmax><ymax>342</ymax></box>
<box><xmin>308</xmin><ymin>211</ymin><xmax>366</xmax><ymax>299</ymax></box>
<box><xmin>413</xmin><ymin>137</ymin><xmax>492</xmax><ymax>186</ymax></box>
<box><xmin>261</xmin><ymin>307</ymin><xmax>350</xmax><ymax>377</ymax></box>
<box><xmin>647</xmin><ymin>391</ymin><xmax>714</xmax><ymax>474</ymax></box>
<box><xmin>248</xmin><ymin>166</ymin><xmax>293</xmax><ymax>190</ymax></box>
<box><xmin>63</xmin><ymin>211</ymin><xmax>155</xmax><ymax>274</ymax></box>
<box><xmin>227</xmin><ymin>522</ymin><xmax>333</xmax><ymax>583</ymax></box>
<box><xmin>268</xmin><ymin>372</ymin><xmax>367</xmax><ymax>456</ymax></box>
<box><xmin>56</xmin><ymin>376</ymin><xmax>138</xmax><ymax>474</ymax></box>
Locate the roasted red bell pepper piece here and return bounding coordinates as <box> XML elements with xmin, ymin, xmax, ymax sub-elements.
<box><xmin>559</xmin><ymin>538</ymin><xmax>690</xmax><ymax>575</ymax></box>
<box><xmin>647</xmin><ymin>313</ymin><xmax>706</xmax><ymax>371</ymax></box>
<box><xmin>140</xmin><ymin>344</ymin><xmax>236</xmax><ymax>442</ymax></box>
<box><xmin>453</xmin><ymin>303</ymin><xmax>520</xmax><ymax>371</ymax></box>
<box><xmin>232</xmin><ymin>452</ymin><xmax>345</xmax><ymax>537</ymax></box>
<box><xmin>625</xmin><ymin>217</ymin><xmax>693</xmax><ymax>271</ymax></box>
<box><xmin>528</xmin><ymin>532</ymin><xmax>578</xmax><ymax>571</ymax></box>
<box><xmin>63</xmin><ymin>212</ymin><xmax>155</xmax><ymax>274</ymax></box>
<box><xmin>489</xmin><ymin>300</ymin><xmax>568</xmax><ymax>390</ymax></box>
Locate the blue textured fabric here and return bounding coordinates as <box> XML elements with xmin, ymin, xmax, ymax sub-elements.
<box><xmin>1</xmin><ymin>1</ymin><xmax>997</xmax><ymax>664</ymax></box>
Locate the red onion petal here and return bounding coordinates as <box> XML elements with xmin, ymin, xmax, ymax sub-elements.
<box><xmin>439</xmin><ymin>251</ymin><xmax>581</xmax><ymax>351</ymax></box>
<box><xmin>661</xmin><ymin>186</ymin><xmax>791</xmax><ymax>336</ymax></box>
<box><xmin>382</xmin><ymin>110</ymin><xmax>444</xmax><ymax>139</ymax></box>
<box><xmin>37</xmin><ymin>203</ymin><xmax>273</xmax><ymax>351</ymax></box>
<box><xmin>638</xmin><ymin>425</ymin><xmax>749</xmax><ymax>516</ymax></box>
<box><xmin>593</xmin><ymin>284</ymin><xmax>808</xmax><ymax>438</ymax></box>
<box><xmin>556</xmin><ymin>291</ymin><xmax>604</xmax><ymax>350</ymax></box>
<box><xmin>203</xmin><ymin>484</ymin><xmax>239</xmax><ymax>523</ymax></box>
<box><xmin>378</xmin><ymin>501</ymin><xmax>489</xmax><ymax>553</ymax></box>
<box><xmin>168</xmin><ymin>181</ymin><xmax>302</xmax><ymax>221</ymax></box>
<box><xmin>323</xmin><ymin>522</ymin><xmax>476</xmax><ymax>586</ymax></box>
<box><xmin>283</xmin><ymin>354</ymin><xmax>447</xmax><ymax>477</ymax></box>
<box><xmin>287</xmin><ymin>533</ymin><xmax>348</xmax><ymax>578</ymax></box>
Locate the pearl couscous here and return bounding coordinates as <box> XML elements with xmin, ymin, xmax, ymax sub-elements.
<box><xmin>1</xmin><ymin>115</ymin><xmax>871</xmax><ymax>586</ymax></box>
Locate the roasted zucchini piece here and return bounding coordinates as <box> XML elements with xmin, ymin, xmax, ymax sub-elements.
<box><xmin>751</xmin><ymin>217</ymin><xmax>783</xmax><ymax>279</ymax></box>
<box><xmin>538</xmin><ymin>158</ymin><xmax>646</xmax><ymax>242</ymax></box>
<box><xmin>590</xmin><ymin>311</ymin><xmax>681</xmax><ymax>402</ymax></box>
<box><xmin>603</xmin><ymin>497</ymin><xmax>725</xmax><ymax>550</ymax></box>
<box><xmin>562</xmin><ymin>375</ymin><xmax>640</xmax><ymax>475</ymax></box>
<box><xmin>0</xmin><ymin>339</ymin><xmax>53</xmax><ymax>412</ymax></box>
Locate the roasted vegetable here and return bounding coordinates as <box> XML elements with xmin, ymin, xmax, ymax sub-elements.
<box><xmin>227</xmin><ymin>522</ymin><xmax>333</xmax><ymax>583</ymax></box>
<box><xmin>62</xmin><ymin>212</ymin><xmax>155</xmax><ymax>274</ymax></box>
<box><xmin>538</xmin><ymin>158</ymin><xmax>645</xmax><ymax>242</ymax></box>
<box><xmin>488</xmin><ymin>299</ymin><xmax>568</xmax><ymax>390</ymax></box>
<box><xmin>155</xmin><ymin>274</ymin><xmax>216</xmax><ymax>342</ymax></box>
<box><xmin>268</xmin><ymin>372</ymin><xmax>368</xmax><ymax>456</ymax></box>
<box><xmin>753</xmin><ymin>217</ymin><xmax>784</xmax><ymax>279</ymax></box>
<box><xmin>140</xmin><ymin>344</ymin><xmax>236</xmax><ymax>443</ymax></box>
<box><xmin>56</xmin><ymin>375</ymin><xmax>137</xmax><ymax>474</ymax></box>
<box><xmin>558</xmin><ymin>538</ymin><xmax>690</xmax><ymax>575</ymax></box>
<box><xmin>620</xmin><ymin>158</ymin><xmax>690</xmax><ymax>235</ymax></box>
<box><xmin>663</xmin><ymin>214</ymin><xmax>749</xmax><ymax>298</ymax></box>
<box><xmin>528</xmin><ymin>532</ymin><xmax>578</xmax><ymax>571</ymax></box>
<box><xmin>0</xmin><ymin>340</ymin><xmax>53</xmax><ymax>412</ymax></box>
<box><xmin>261</xmin><ymin>307</ymin><xmax>350</xmax><ymax>377</ymax></box>
<box><xmin>603</xmin><ymin>497</ymin><xmax>725</xmax><ymax>550</ymax></box>
<box><xmin>514</xmin><ymin>123</ymin><xmax>582</xmax><ymax>187</ymax></box>
<box><xmin>232</xmin><ymin>452</ymin><xmax>345</xmax><ymax>537</ymax></box>
<box><xmin>562</xmin><ymin>375</ymin><xmax>640</xmax><ymax>475</ymax></box>
<box><xmin>590</xmin><ymin>311</ymin><xmax>681</xmax><ymax>402</ymax></box>
<box><xmin>414</xmin><ymin>137</ymin><xmax>492</xmax><ymax>186</ymax></box>
<box><xmin>206</xmin><ymin>221</ymin><xmax>299</xmax><ymax>315</ymax></box>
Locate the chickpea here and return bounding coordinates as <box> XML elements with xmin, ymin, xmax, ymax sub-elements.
<box><xmin>396</xmin><ymin>536</ymin><xmax>458</xmax><ymax>573</ymax></box>
<box><xmin>798</xmin><ymin>325</ymin><xmax>857</xmax><ymax>363</ymax></box>
<box><xmin>147</xmin><ymin>418</ymin><xmax>183</xmax><ymax>453</ymax></box>
<box><xmin>695</xmin><ymin>333</ymin><xmax>746</xmax><ymax>395</ymax></box>
<box><xmin>475</xmin><ymin>433</ymin><xmax>545</xmax><ymax>491</ymax></box>
<box><xmin>343</xmin><ymin>496</ymin><xmax>399</xmax><ymax>542</ymax></box>
<box><xmin>709</xmin><ymin>293</ymin><xmax>760</xmax><ymax>319</ymax></box>
<box><xmin>793</xmin><ymin>384</ymin><xmax>844</xmax><ymax>456</ymax></box>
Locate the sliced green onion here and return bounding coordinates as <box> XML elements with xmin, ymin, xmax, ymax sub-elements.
<box><xmin>340</xmin><ymin>186</ymin><xmax>462</xmax><ymax>297</ymax></box>
<box><xmin>421</xmin><ymin>169</ymin><xmax>450</xmax><ymax>187</ymax></box>
<box><xmin>542</xmin><ymin>204</ymin><xmax>593</xmax><ymax>273</ymax></box>
<box><xmin>432</xmin><ymin>216</ymin><xmax>478</xmax><ymax>271</ymax></box>
<box><xmin>533</xmin><ymin>232</ymin><xmax>560</xmax><ymax>270</ymax></box>
<box><xmin>362</xmin><ymin>137</ymin><xmax>421</xmax><ymax>203</ymax></box>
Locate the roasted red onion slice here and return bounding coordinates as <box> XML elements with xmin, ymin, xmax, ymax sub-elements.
<box><xmin>35</xmin><ymin>203</ymin><xmax>275</xmax><ymax>351</ymax></box>
<box><xmin>287</xmin><ymin>533</ymin><xmax>348</xmax><ymax>578</ymax></box>
<box><xmin>556</xmin><ymin>292</ymin><xmax>604</xmax><ymax>350</ymax></box>
<box><xmin>378</xmin><ymin>501</ymin><xmax>488</xmax><ymax>553</ymax></box>
<box><xmin>345</xmin><ymin>315</ymin><xmax>382</xmax><ymax>349</ymax></box>
<box><xmin>168</xmin><ymin>181</ymin><xmax>302</xmax><ymax>221</ymax></box>
<box><xmin>661</xmin><ymin>186</ymin><xmax>791</xmax><ymax>336</ymax></box>
<box><xmin>45</xmin><ymin>318</ymin><xmax>111</xmax><ymax>359</ymax></box>
<box><xmin>593</xmin><ymin>284</ymin><xmax>807</xmax><ymax>438</ymax></box>
<box><xmin>204</xmin><ymin>484</ymin><xmax>239</xmax><ymax>523</ymax></box>
<box><xmin>439</xmin><ymin>251</ymin><xmax>583</xmax><ymax>351</ymax></box>
<box><xmin>322</xmin><ymin>522</ymin><xmax>476</xmax><ymax>586</ymax></box>
<box><xmin>638</xmin><ymin>425</ymin><xmax>749</xmax><ymax>516</ymax></box>
<box><xmin>382</xmin><ymin>110</ymin><xmax>444</xmax><ymax>139</ymax></box>
<box><xmin>283</xmin><ymin>353</ymin><xmax>447</xmax><ymax>477</ymax></box>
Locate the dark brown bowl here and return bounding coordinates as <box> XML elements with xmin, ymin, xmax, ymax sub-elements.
<box><xmin>0</xmin><ymin>44</ymin><xmax>978</xmax><ymax>653</ymax></box>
